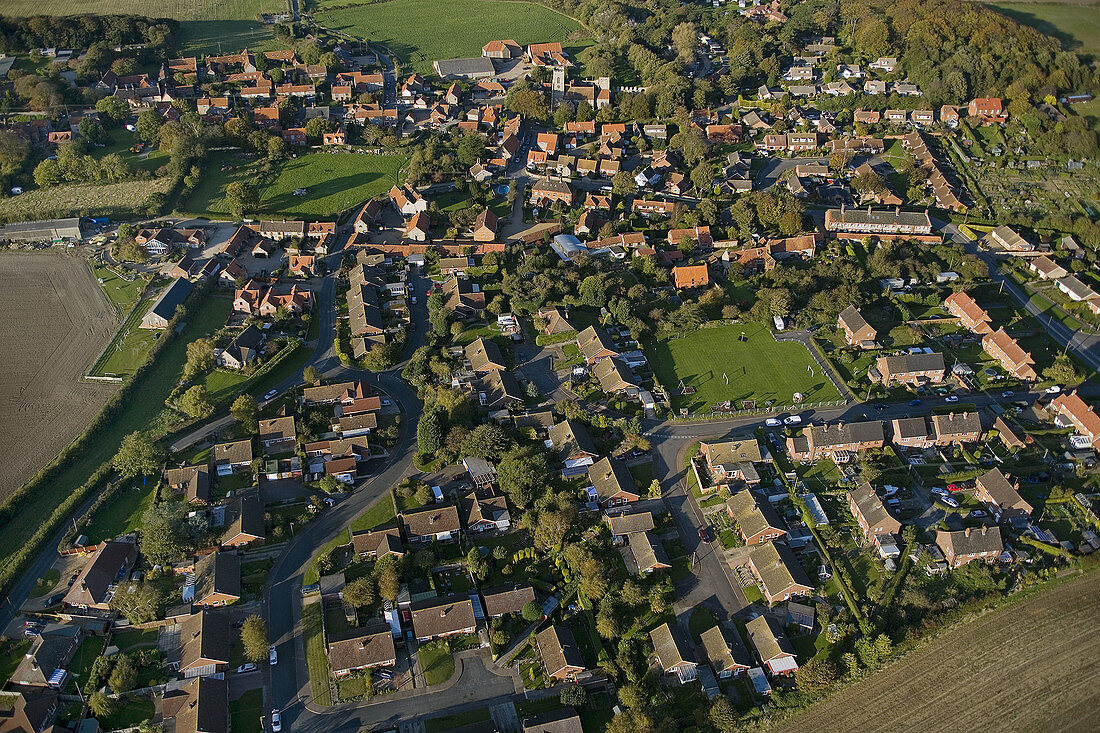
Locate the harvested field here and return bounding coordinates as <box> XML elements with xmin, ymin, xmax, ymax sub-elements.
<box><xmin>774</xmin><ymin>570</ymin><xmax>1100</xmax><ymax>733</ymax></box>
<box><xmin>0</xmin><ymin>253</ymin><xmax>118</xmax><ymax>499</ymax></box>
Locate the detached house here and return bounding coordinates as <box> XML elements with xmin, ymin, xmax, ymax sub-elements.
<box><xmin>192</xmin><ymin>551</ymin><xmax>241</xmax><ymax>607</ymax></box>
<box><xmin>982</xmin><ymin>328</ymin><xmax>1037</xmax><ymax>381</ymax></box>
<box><xmin>481</xmin><ymin>584</ymin><xmax>536</xmax><ymax>618</ymax></box>
<box><xmin>410</xmin><ymin>595</ymin><xmax>476</xmax><ymax>641</ymax></box>
<box><xmin>726</xmin><ymin>491</ymin><xmax>786</xmax><ymax>545</ymax></box>
<box><xmin>837</xmin><ymin>305</ymin><xmax>877</xmax><ymax>347</ymax></box>
<box><xmin>465</xmin><ymin>337</ymin><xmax>506</xmax><ymax>374</ymax></box>
<box><xmin>258</xmin><ymin>415</ymin><xmax>296</xmax><ymax>453</ymax></box>
<box><xmin>576</xmin><ymin>326</ymin><xmax>618</xmax><ymax>364</ymax></box>
<box><xmin>400</xmin><ymin>505</ymin><xmax>461</xmax><ymax>543</ymax></box>
<box><xmin>220</xmin><ymin>497</ymin><xmax>265</xmax><ymax>547</ymax></box>
<box><xmin>701</xmin><ymin>625</ymin><xmax>752</xmax><ymax>679</ymax></box>
<box><xmin>746</xmin><ymin>614</ymin><xmax>798</xmax><ymax>676</ymax></box>
<box><xmin>974</xmin><ymin>468</ymin><xmax>1033</xmax><ymax>526</ymax></box>
<box><xmin>213</xmin><ymin>439</ymin><xmax>253</xmax><ymax>476</ymax></box>
<box><xmin>1051</xmin><ymin>392</ymin><xmax>1100</xmax><ymax>448</ymax></box>
<box><xmin>937</xmin><ymin>526</ymin><xmax>1002</xmax><ymax>568</ymax></box>
<box><xmin>179</xmin><ymin>610</ymin><xmax>231</xmax><ymax>678</ymax></box>
<box><xmin>62</xmin><ymin>540</ymin><xmax>137</xmax><ymax>611</ymax></box>
<box><xmin>536</xmin><ymin>626</ymin><xmax>585</xmax><ymax>682</ymax></box>
<box><xmin>650</xmin><ymin>623</ymin><xmax>697</xmax><ymax>683</ymax></box>
<box><xmin>744</xmin><ymin>541</ymin><xmax>813</xmax><ymax>604</ymax></box>
<box><xmin>847</xmin><ymin>482</ymin><xmax>901</xmax><ymax>542</ymax></box>
<box><xmin>672</xmin><ymin>263</ymin><xmax>710</xmax><ymax>289</ymax></box>
<box><xmin>586</xmin><ymin>457</ymin><xmax>639</xmax><ymax>508</ymax></box>
<box><xmin>629</xmin><ymin>530</ymin><xmax>671</xmax><ymax>574</ymax></box>
<box><xmin>164</xmin><ymin>464</ymin><xmax>211</xmax><ymax>505</ymax></box>
<box><xmin>328</xmin><ymin>624</ymin><xmax>397</xmax><ymax>676</ymax></box>
<box><xmin>593</xmin><ymin>357</ymin><xmax>638</xmax><ymax>395</ymax></box>
<box><xmin>461</xmin><ymin>491</ymin><xmax>511</xmax><ymax>533</ymax></box>
<box><xmin>700</xmin><ymin>439</ymin><xmax>763</xmax><ymax>488</ymax></box>
<box><xmin>548</xmin><ymin>420</ymin><xmax>599</xmax><ymax>476</ymax></box>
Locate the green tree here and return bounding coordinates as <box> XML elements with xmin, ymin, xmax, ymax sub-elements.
<box><xmin>225</xmin><ymin>181</ymin><xmax>260</xmax><ymax>218</ymax></box>
<box><xmin>496</xmin><ymin>446</ymin><xmax>551</xmax><ymax>505</ymax></box>
<box><xmin>114</xmin><ymin>431</ymin><xmax>164</xmax><ymax>477</ymax></box>
<box><xmin>178</xmin><ymin>384</ymin><xmax>214</xmax><ymax>419</ymax></box>
<box><xmin>231</xmin><ymin>394</ymin><xmax>258</xmax><ymax>432</ymax></box>
<box><xmin>95</xmin><ymin>95</ymin><xmax>129</xmax><ymax>122</ymax></box>
<box><xmin>343</xmin><ymin>577</ymin><xmax>377</xmax><ymax>608</ymax></box>
<box><xmin>140</xmin><ymin>502</ymin><xmax>187</xmax><ymax>565</ymax></box>
<box><xmin>33</xmin><ymin>158</ymin><xmax>64</xmax><ymax>187</ymax></box>
<box><xmin>521</xmin><ymin>600</ymin><xmax>542</xmax><ymax>622</ymax></box>
<box><xmin>377</xmin><ymin>562</ymin><xmax>400</xmax><ymax>602</ymax></box>
<box><xmin>0</xmin><ymin>130</ymin><xmax>30</xmax><ymax>179</ymax></box>
<box><xmin>459</xmin><ymin>423</ymin><xmax>514</xmax><ymax>460</ymax></box>
<box><xmin>560</xmin><ymin>683</ymin><xmax>587</xmax><ymax>706</ymax></box>
<box><xmin>108</xmin><ymin>582</ymin><xmax>163</xmax><ymax>624</ymax></box>
<box><xmin>303</xmin><ymin>365</ymin><xmax>319</xmax><ymax>385</ymax></box>
<box><xmin>241</xmin><ymin>615</ymin><xmax>269</xmax><ymax>663</ymax></box>
<box><xmin>1043</xmin><ymin>355</ymin><xmax>1081</xmax><ymax>384</ymax></box>
<box><xmin>709</xmin><ymin>696</ymin><xmax>737</xmax><ymax>732</ymax></box>
<box><xmin>89</xmin><ymin>690</ymin><xmax>115</xmax><ymax>719</ymax></box>
<box><xmin>304</xmin><ymin>116</ymin><xmax>333</xmax><ymax>141</ymax></box>
<box><xmin>108</xmin><ymin>655</ymin><xmax>138</xmax><ymax>692</ymax></box>
<box><xmin>135</xmin><ymin>109</ymin><xmax>162</xmax><ymax>143</ymax></box>
<box><xmin>416</xmin><ymin>408</ymin><xmax>444</xmax><ymax>455</ymax></box>
<box><xmin>183</xmin><ymin>337</ymin><xmax>215</xmax><ymax>380</ymax></box>
<box><xmin>467</xmin><ymin>548</ymin><xmax>488</xmax><ymax>581</ymax></box>
<box><xmin>794</xmin><ymin>657</ymin><xmax>839</xmax><ymax>693</ymax></box>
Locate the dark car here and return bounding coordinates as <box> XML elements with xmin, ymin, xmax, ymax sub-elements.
<box><xmin>875</xmin><ymin>403</ymin><xmax>888</xmax><ymax>410</ymax></box>
<box><xmin>698</xmin><ymin>527</ymin><xmax>712</xmax><ymax>544</ymax></box>
<box><xmin>908</xmin><ymin>399</ymin><xmax>922</xmax><ymax>406</ymax></box>
<box><xmin>43</xmin><ymin>593</ymin><xmax>65</xmax><ymax>608</ymax></box>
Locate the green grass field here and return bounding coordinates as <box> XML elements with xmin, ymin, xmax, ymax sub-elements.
<box><xmin>230</xmin><ymin>689</ymin><xmax>264</xmax><ymax>733</ymax></box>
<box><xmin>89</xmin><ymin>299</ymin><xmax>159</xmax><ymax>379</ymax></box>
<box><xmin>350</xmin><ymin>493</ymin><xmax>397</xmax><ymax>532</ymax></box>
<box><xmin>0</xmin><ymin>178</ymin><xmax>174</xmax><ymax>225</ymax></box>
<box><xmin>418</xmin><ymin>640</ymin><xmax>456</xmax><ymax>686</ymax></box>
<box><xmin>646</xmin><ymin>323</ymin><xmax>842</xmax><ymax>413</ymax></box>
<box><xmin>82</xmin><ymin>479</ymin><xmax>158</xmax><ymax>544</ymax></box>
<box><xmin>0</xmin><ymin>295</ymin><xmax>231</xmax><ymax>585</ymax></box>
<box><xmin>987</xmin><ymin>2</ymin><xmax>1100</xmax><ymax>54</ymax></box>
<box><xmin>184</xmin><ymin>152</ymin><xmax>407</xmax><ymax>218</ymax></box>
<box><xmin>303</xmin><ymin>601</ymin><xmax>332</xmax><ymax>706</ymax></box>
<box><xmin>313</xmin><ymin>0</ymin><xmax>588</xmax><ymax>73</ymax></box>
<box><xmin>92</xmin><ymin>265</ymin><xmax>148</xmax><ymax>317</ymax></box>
<box><xmin>0</xmin><ymin>0</ymin><xmax>281</xmax><ymax>20</ymax></box>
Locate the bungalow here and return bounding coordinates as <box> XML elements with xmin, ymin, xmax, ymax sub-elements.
<box><xmin>62</xmin><ymin>540</ymin><xmax>137</xmax><ymax>611</ymax></box>
<box><xmin>1056</xmin><ymin>275</ymin><xmax>1100</xmax><ymax>305</ymax></box>
<box><xmin>539</xmin><ymin>308</ymin><xmax>576</xmax><ymax>336</ymax></box>
<box><xmin>650</xmin><ymin>623</ymin><xmax>698</xmax><ymax>683</ymax></box>
<box><xmin>746</xmin><ymin>614</ymin><xmax>799</xmax><ymax>676</ymax></box>
<box><xmin>936</xmin><ymin>526</ymin><xmax>1002</xmax><ymax>568</ymax></box>
<box><xmin>744</xmin><ymin>541</ymin><xmax>813</xmax><ymax>604</ymax></box>
<box><xmin>220</xmin><ymin>497</ymin><xmax>265</xmax><ymax>547</ymax></box>
<box><xmin>837</xmin><ymin>305</ymin><xmax>877</xmax><ymax>347</ymax></box>
<box><xmin>1051</xmin><ymin>392</ymin><xmax>1100</xmax><ymax>448</ymax></box>
<box><xmin>994</xmin><ymin>416</ymin><xmax>1027</xmax><ymax>451</ymax></box>
<box><xmin>982</xmin><ymin>328</ymin><xmax>1037</xmax><ymax>381</ymax></box>
<box><xmin>931</xmin><ymin>412</ymin><xmax>982</xmax><ymax>445</ymax></box>
<box><xmin>192</xmin><ymin>551</ymin><xmax>241</xmax><ymax>607</ymax></box>
<box><xmin>164</xmin><ymin>464</ymin><xmax>211</xmax><ymax>504</ymax></box>
<box><xmin>522</xmin><ymin>710</ymin><xmax>583</xmax><ymax>733</ymax></box>
<box><xmin>328</xmin><ymin>624</ymin><xmax>397</xmax><ymax>676</ymax></box>
<box><xmin>700</xmin><ymin>625</ymin><xmax>752</xmax><ymax>679</ymax></box>
<box><xmin>576</xmin><ymin>326</ymin><xmax>618</xmax><ymax>364</ymax></box>
<box><xmin>974</xmin><ymin>468</ymin><xmax>1033</xmax><ymax>526</ymax></box>
<box><xmin>212</xmin><ymin>439</ymin><xmax>253</xmax><ymax>477</ymax></box>
<box><xmin>160</xmin><ymin>676</ymin><xmax>228</xmax><ymax>733</ymax></box>
<box><xmin>443</xmin><ymin>275</ymin><xmax>486</xmax><ymax>319</ymax></box>
<box><xmin>548</xmin><ymin>420</ymin><xmax>599</xmax><ymax>475</ymax></box>
<box><xmin>1029</xmin><ymin>255</ymin><xmax>1068</xmax><ymax>280</ymax></box>
<box><xmin>672</xmin><ymin>263</ymin><xmax>709</xmax><ymax>289</ymax></box>
<box><xmin>478</xmin><ymin>369</ymin><xmax>525</xmax><ymax>410</ymax></box>
<box><xmin>726</xmin><ymin>490</ymin><xmax>786</xmax><ymax>545</ymax></box>
<box><xmin>700</xmin><ymin>439</ymin><xmax>762</xmax><ymax>488</ymax></box>
<box><xmin>593</xmin><ymin>357</ymin><xmax>638</xmax><ymax>394</ymax></box>
<box><xmin>179</xmin><ymin>610</ymin><xmax>231</xmax><ymax>678</ymax></box>
<box><xmin>302</xmin><ymin>380</ymin><xmax>369</xmax><ymax>406</ymax></box>
<box><xmin>481</xmin><ymin>584</ymin><xmax>536</xmax><ymax>618</ymax></box>
<box><xmin>824</xmin><ymin>207</ymin><xmax>932</xmax><ymax>235</ymax></box>
<box><xmin>351</xmin><ymin>527</ymin><xmax>403</xmax><ymax>560</ymax></box>
<box><xmin>219</xmin><ymin>325</ymin><xmax>265</xmax><ymax>370</ymax></box>
<box><xmin>466</xmin><ymin>337</ymin><xmax>506</xmax><ymax>374</ymax></box>
<box><xmin>587</xmin><ymin>457</ymin><xmax>639</xmax><ymax>508</ymax></box>
<box><xmin>461</xmin><ymin>491</ymin><xmax>511</xmax><ymax>533</ymax></box>
<box><xmin>400</xmin><ymin>505</ymin><xmax>461</xmax><ymax>543</ymax></box>
<box><xmin>258</xmin><ymin>415</ymin><xmax>296</xmax><ymax>453</ymax></box>
<box><xmin>847</xmin><ymin>482</ymin><xmax>901</xmax><ymax>541</ymax></box>
<box><xmin>410</xmin><ymin>595</ymin><xmax>476</xmax><ymax>641</ymax></box>
<box><xmin>944</xmin><ymin>291</ymin><xmax>993</xmax><ymax>334</ymax></box>
<box><xmin>876</xmin><ymin>352</ymin><xmax>946</xmax><ymax>387</ymax></box>
<box><xmin>536</xmin><ymin>625</ymin><xmax>585</xmax><ymax>682</ymax></box>
<box><xmin>336</xmin><ymin>412</ymin><xmax>378</xmax><ymax>438</ymax></box>
<box><xmin>629</xmin><ymin>530</ymin><xmax>671</xmax><ymax>574</ymax></box>
<box><xmin>11</xmin><ymin>625</ymin><xmax>81</xmax><ymax>688</ymax></box>
<box><xmin>989</xmin><ymin>225</ymin><xmax>1034</xmax><ymax>252</ymax></box>
<box><xmin>604</xmin><ymin>510</ymin><xmax>654</xmax><ymax>540</ymax></box>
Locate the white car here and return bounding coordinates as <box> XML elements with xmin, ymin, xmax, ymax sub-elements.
<box><xmin>236</xmin><ymin>663</ymin><xmax>256</xmax><ymax>674</ymax></box>
<box><xmin>269</xmin><ymin>646</ymin><xmax>278</xmax><ymax>666</ymax></box>
<box><xmin>263</xmin><ymin>389</ymin><xmax>278</xmax><ymax>400</ymax></box>
<box><xmin>783</xmin><ymin>415</ymin><xmax>802</xmax><ymax>425</ymax></box>
<box><xmin>1045</xmin><ymin>385</ymin><xmax>1062</xmax><ymax>394</ymax></box>
<box><xmin>940</xmin><ymin>496</ymin><xmax>959</xmax><ymax>508</ymax></box>
<box><xmin>930</xmin><ymin>487</ymin><xmax>948</xmax><ymax>497</ymax></box>
<box><xmin>765</xmin><ymin>418</ymin><xmax>782</xmax><ymax>427</ymax></box>
<box><xmin>411</xmin><ymin>296</ymin><xmax>417</xmax><ymax>303</ymax></box>
<box><xmin>945</xmin><ymin>395</ymin><xmax>959</xmax><ymax>403</ymax></box>
<box><xmin>271</xmin><ymin>710</ymin><xmax>282</xmax><ymax>732</ymax></box>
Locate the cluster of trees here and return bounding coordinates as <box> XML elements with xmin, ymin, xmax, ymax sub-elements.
<box><xmin>0</xmin><ymin>15</ymin><xmax>175</xmax><ymax>52</ymax></box>
<box><xmin>32</xmin><ymin>142</ymin><xmax>132</xmax><ymax>188</ymax></box>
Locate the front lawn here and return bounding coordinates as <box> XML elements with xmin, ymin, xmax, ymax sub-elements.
<box><xmin>419</xmin><ymin>639</ymin><xmax>456</xmax><ymax>686</ymax></box>
<box><xmin>424</xmin><ymin>706</ymin><xmax>491</xmax><ymax>733</ymax></box>
<box><xmin>303</xmin><ymin>601</ymin><xmax>332</xmax><ymax>706</ymax></box>
<box><xmin>350</xmin><ymin>493</ymin><xmax>398</xmax><ymax>533</ymax></box>
<box><xmin>96</xmin><ymin>694</ymin><xmax>154</xmax><ymax>730</ymax></box>
<box><xmin>646</xmin><ymin>323</ymin><xmax>842</xmax><ymax>413</ymax></box>
<box><xmin>229</xmin><ymin>688</ymin><xmax>263</xmax><ymax>733</ymax></box>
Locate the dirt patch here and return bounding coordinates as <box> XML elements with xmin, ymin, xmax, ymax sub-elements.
<box><xmin>0</xmin><ymin>252</ymin><xmax>119</xmax><ymax>499</ymax></box>
<box><xmin>774</xmin><ymin>570</ymin><xmax>1100</xmax><ymax>732</ymax></box>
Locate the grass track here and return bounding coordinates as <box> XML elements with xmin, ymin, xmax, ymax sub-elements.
<box><xmin>646</xmin><ymin>323</ymin><xmax>842</xmax><ymax>412</ymax></box>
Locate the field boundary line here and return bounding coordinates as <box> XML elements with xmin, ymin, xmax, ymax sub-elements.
<box><xmin>85</xmin><ymin>284</ymin><xmax>152</xmax><ymax>381</ymax></box>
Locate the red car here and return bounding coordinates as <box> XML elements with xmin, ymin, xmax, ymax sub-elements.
<box><xmin>946</xmin><ymin>483</ymin><xmax>963</xmax><ymax>492</ymax></box>
<box><xmin>698</xmin><ymin>527</ymin><xmax>712</xmax><ymax>544</ymax></box>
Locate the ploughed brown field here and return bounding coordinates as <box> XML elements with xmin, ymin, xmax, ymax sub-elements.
<box><xmin>0</xmin><ymin>253</ymin><xmax>118</xmax><ymax>499</ymax></box>
<box><xmin>775</xmin><ymin>569</ymin><xmax>1100</xmax><ymax>733</ymax></box>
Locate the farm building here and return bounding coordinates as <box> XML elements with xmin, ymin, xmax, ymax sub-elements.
<box><xmin>0</xmin><ymin>217</ymin><xmax>83</xmax><ymax>243</ymax></box>
<box><xmin>140</xmin><ymin>277</ymin><xmax>194</xmax><ymax>329</ymax></box>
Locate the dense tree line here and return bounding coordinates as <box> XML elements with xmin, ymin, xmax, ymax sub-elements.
<box><xmin>0</xmin><ymin>14</ymin><xmax>175</xmax><ymax>52</ymax></box>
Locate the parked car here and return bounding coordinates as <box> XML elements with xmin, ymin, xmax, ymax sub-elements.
<box><xmin>269</xmin><ymin>646</ymin><xmax>278</xmax><ymax>666</ymax></box>
<box><xmin>1045</xmin><ymin>385</ymin><xmax>1062</xmax><ymax>394</ymax></box>
<box><xmin>765</xmin><ymin>418</ymin><xmax>782</xmax><ymax>427</ymax></box>
<box><xmin>43</xmin><ymin>593</ymin><xmax>64</xmax><ymax>608</ymax></box>
<box><xmin>271</xmin><ymin>710</ymin><xmax>282</xmax><ymax>732</ymax></box>
<box><xmin>940</xmin><ymin>496</ymin><xmax>959</xmax><ymax>508</ymax></box>
<box><xmin>236</xmin><ymin>663</ymin><xmax>256</xmax><ymax>674</ymax></box>
<box><xmin>908</xmin><ymin>399</ymin><xmax>922</xmax><ymax>406</ymax></box>
<box><xmin>930</xmin><ymin>487</ymin><xmax>948</xmax><ymax>497</ymax></box>
<box><xmin>945</xmin><ymin>395</ymin><xmax>959</xmax><ymax>403</ymax></box>
<box><xmin>783</xmin><ymin>415</ymin><xmax>802</xmax><ymax>425</ymax></box>
<box><xmin>1001</xmin><ymin>391</ymin><xmax>1014</xmax><ymax>398</ymax></box>
<box><xmin>969</xmin><ymin>510</ymin><xmax>986</xmax><ymax>518</ymax></box>
<box><xmin>698</xmin><ymin>527</ymin><xmax>712</xmax><ymax>544</ymax></box>
<box><xmin>263</xmin><ymin>389</ymin><xmax>278</xmax><ymax>400</ymax></box>
<box><xmin>946</xmin><ymin>483</ymin><xmax>963</xmax><ymax>492</ymax></box>
<box><xmin>24</xmin><ymin>628</ymin><xmax>41</xmax><ymax>638</ymax></box>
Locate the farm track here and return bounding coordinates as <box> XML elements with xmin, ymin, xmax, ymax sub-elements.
<box><xmin>774</xmin><ymin>569</ymin><xmax>1100</xmax><ymax>733</ymax></box>
<box><xmin>0</xmin><ymin>253</ymin><xmax>118</xmax><ymax>499</ymax></box>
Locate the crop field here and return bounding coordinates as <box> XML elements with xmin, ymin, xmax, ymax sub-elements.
<box><xmin>0</xmin><ymin>0</ymin><xmax>282</xmax><ymax>21</ymax></box>
<box><xmin>646</xmin><ymin>323</ymin><xmax>842</xmax><ymax>413</ymax></box>
<box><xmin>313</xmin><ymin>0</ymin><xmax>587</xmax><ymax>73</ymax></box>
<box><xmin>775</xmin><ymin>569</ymin><xmax>1100</xmax><ymax>732</ymax></box>
<box><xmin>0</xmin><ymin>254</ymin><xmax>119</xmax><ymax>500</ymax></box>
<box><xmin>183</xmin><ymin>151</ymin><xmax>407</xmax><ymax>218</ymax></box>
<box><xmin>0</xmin><ymin>178</ymin><xmax>174</xmax><ymax>225</ymax></box>
<box><xmin>987</xmin><ymin>1</ymin><xmax>1100</xmax><ymax>54</ymax></box>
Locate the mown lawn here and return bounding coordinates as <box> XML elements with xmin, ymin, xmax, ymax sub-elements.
<box><xmin>303</xmin><ymin>601</ymin><xmax>332</xmax><ymax>706</ymax></box>
<box><xmin>82</xmin><ymin>479</ymin><xmax>158</xmax><ymax>544</ymax></box>
<box><xmin>419</xmin><ymin>640</ymin><xmax>456</xmax><ymax>686</ymax></box>
<box><xmin>646</xmin><ymin>323</ymin><xmax>842</xmax><ymax>413</ymax></box>
<box><xmin>350</xmin><ymin>493</ymin><xmax>397</xmax><ymax>532</ymax></box>
<box><xmin>96</xmin><ymin>694</ymin><xmax>155</xmax><ymax>731</ymax></box>
<box><xmin>183</xmin><ymin>152</ymin><xmax>408</xmax><ymax>219</ymax></box>
<box><xmin>92</xmin><ymin>264</ymin><xmax>148</xmax><ymax>316</ymax></box>
<box><xmin>89</xmin><ymin>299</ymin><xmax>159</xmax><ymax>378</ymax></box>
<box><xmin>230</xmin><ymin>688</ymin><xmax>264</xmax><ymax>733</ymax></box>
<box><xmin>314</xmin><ymin>0</ymin><xmax>588</xmax><ymax>73</ymax></box>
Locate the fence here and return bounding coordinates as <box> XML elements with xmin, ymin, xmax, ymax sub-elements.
<box><xmin>666</xmin><ymin>400</ymin><xmax>848</xmax><ymax>423</ymax></box>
